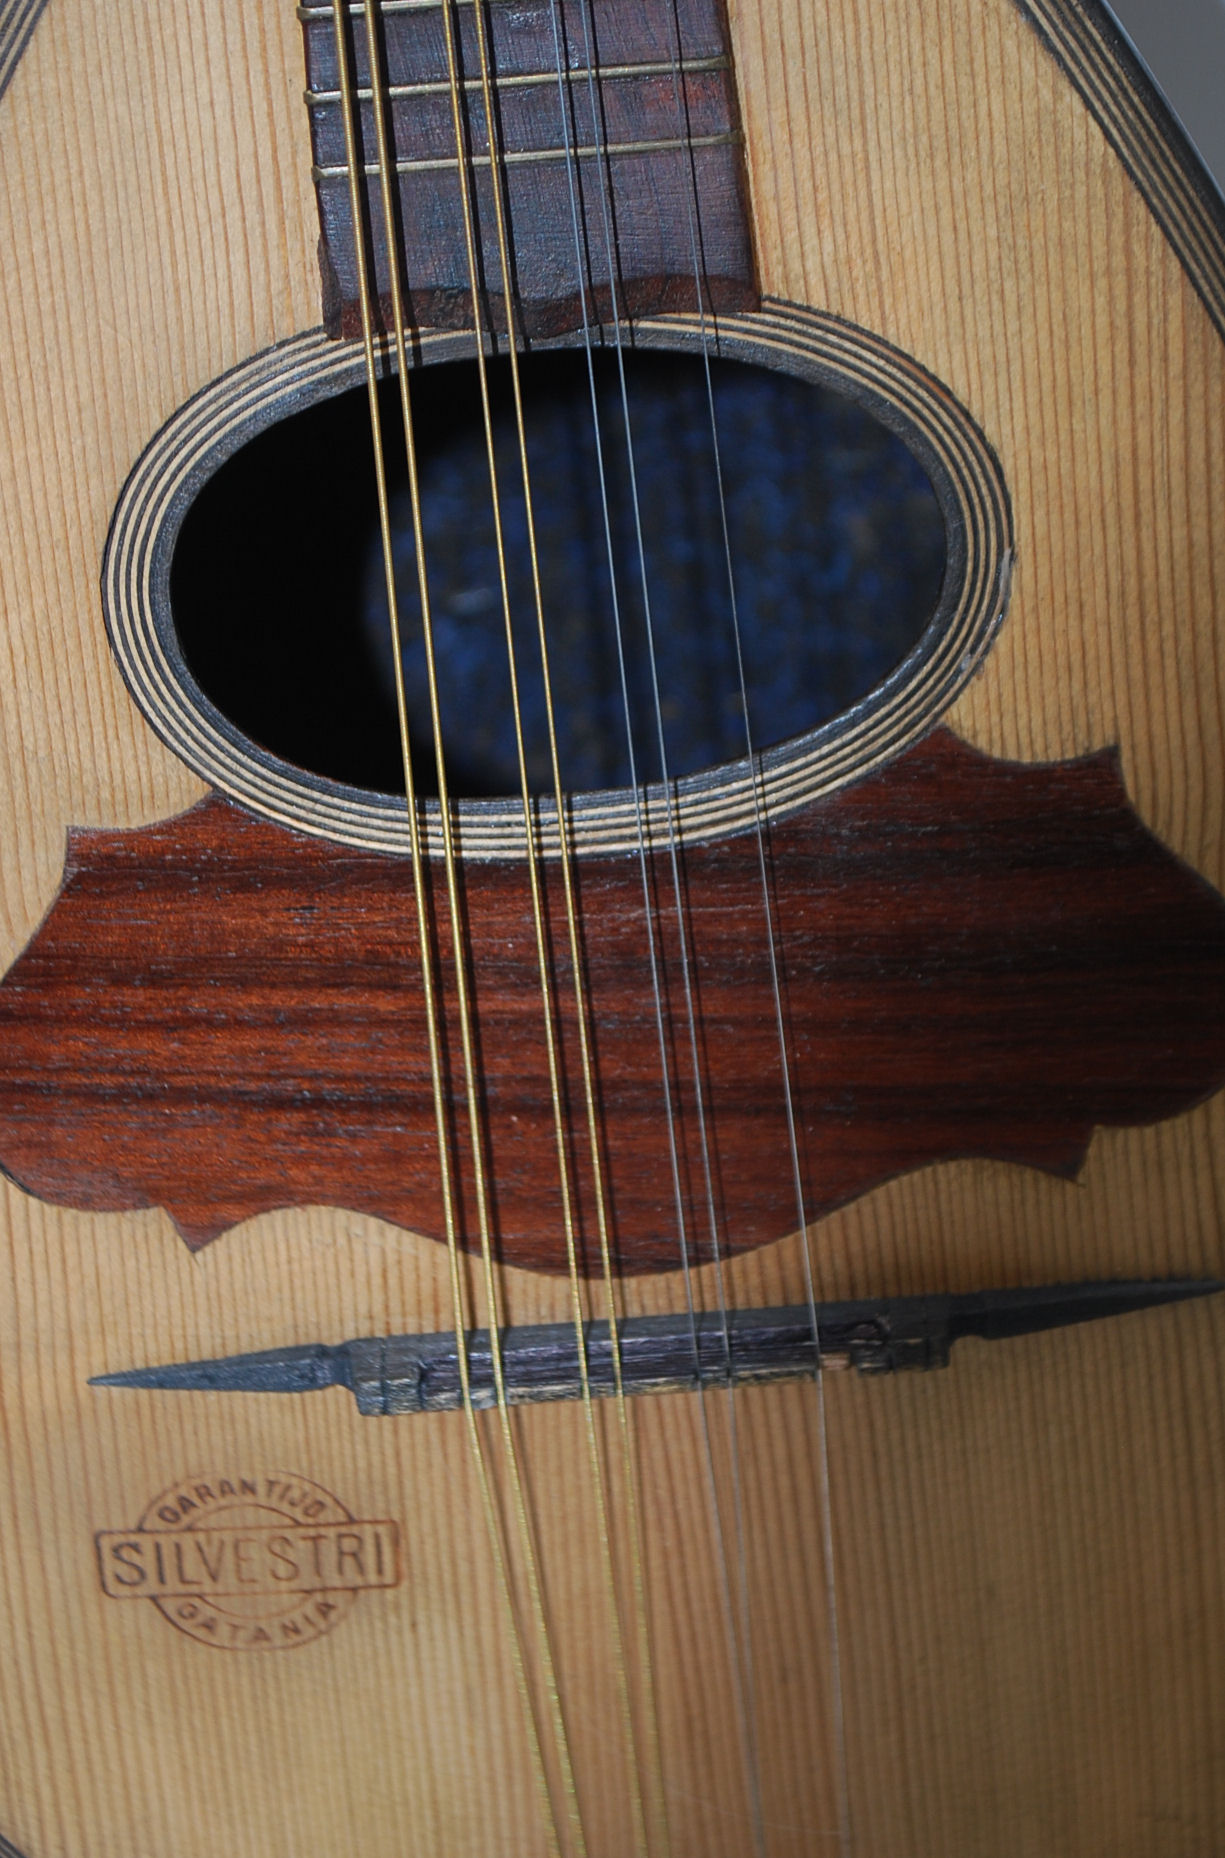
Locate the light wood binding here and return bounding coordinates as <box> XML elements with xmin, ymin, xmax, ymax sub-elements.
<box><xmin>0</xmin><ymin>3</ymin><xmax>1222</xmax><ymax>1855</ymax></box>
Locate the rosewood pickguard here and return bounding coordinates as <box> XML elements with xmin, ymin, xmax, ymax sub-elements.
<box><xmin>1</xmin><ymin>728</ymin><xmax>1223</xmax><ymax>1269</ymax></box>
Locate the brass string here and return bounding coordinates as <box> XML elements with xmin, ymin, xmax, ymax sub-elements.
<box><xmin>439</xmin><ymin>0</ymin><xmax>658</xmax><ymax>1848</ymax></box>
<box><xmin>331</xmin><ymin>8</ymin><xmax>563</xmax><ymax>1853</ymax></box>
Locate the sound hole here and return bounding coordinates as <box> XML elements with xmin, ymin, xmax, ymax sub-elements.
<box><xmin>171</xmin><ymin>349</ymin><xmax>946</xmax><ymax>799</ymax></box>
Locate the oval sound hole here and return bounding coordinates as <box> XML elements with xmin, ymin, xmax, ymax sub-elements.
<box><xmin>171</xmin><ymin>349</ymin><xmax>946</xmax><ymax>799</ymax></box>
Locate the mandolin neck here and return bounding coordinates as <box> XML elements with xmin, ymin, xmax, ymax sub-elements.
<box><xmin>298</xmin><ymin>0</ymin><xmax>759</xmax><ymax>338</ymax></box>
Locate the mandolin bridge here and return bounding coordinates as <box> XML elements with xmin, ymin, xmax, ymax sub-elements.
<box><xmin>89</xmin><ymin>1282</ymin><xmax>1224</xmax><ymax>1413</ymax></box>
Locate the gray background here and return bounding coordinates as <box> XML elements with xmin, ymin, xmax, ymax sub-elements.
<box><xmin>1107</xmin><ymin>0</ymin><xmax>1225</xmax><ymax>191</ymax></box>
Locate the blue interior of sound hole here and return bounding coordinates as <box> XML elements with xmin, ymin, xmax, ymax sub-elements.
<box><xmin>171</xmin><ymin>347</ymin><xmax>946</xmax><ymax>799</ymax></box>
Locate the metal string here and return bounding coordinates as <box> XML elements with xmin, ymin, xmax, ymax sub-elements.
<box><xmin>450</xmin><ymin>0</ymin><xmax>661</xmax><ymax>1849</ymax></box>
<box><xmin>553</xmin><ymin>2</ymin><xmax>769</xmax><ymax>1849</ymax></box>
<box><xmin>544</xmin><ymin>13</ymin><xmax>680</xmax><ymax>1858</ymax></box>
<box><xmin>332</xmin><ymin>7</ymin><xmax>564</xmax><ymax>1853</ymax></box>
<box><xmin>436</xmin><ymin>0</ymin><xmax>662</xmax><ymax>1847</ymax></box>
<box><xmin>662</xmin><ymin>6</ymin><xmax>854</xmax><ymax>1848</ymax></box>
<box><xmin>421</xmin><ymin>3</ymin><xmax>591</xmax><ymax>1847</ymax></box>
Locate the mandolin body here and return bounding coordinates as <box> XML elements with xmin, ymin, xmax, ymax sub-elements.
<box><xmin>0</xmin><ymin>2</ymin><xmax>1223</xmax><ymax>1854</ymax></box>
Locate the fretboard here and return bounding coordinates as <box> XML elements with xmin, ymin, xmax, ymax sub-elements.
<box><xmin>298</xmin><ymin>0</ymin><xmax>758</xmax><ymax>338</ymax></box>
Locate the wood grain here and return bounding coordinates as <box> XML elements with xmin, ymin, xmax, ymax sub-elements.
<box><xmin>1</xmin><ymin>730</ymin><xmax>1223</xmax><ymax>1266</ymax></box>
<box><xmin>0</xmin><ymin>1</ymin><xmax>1222</xmax><ymax>1856</ymax></box>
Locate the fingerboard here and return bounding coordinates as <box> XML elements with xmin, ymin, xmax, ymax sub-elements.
<box><xmin>298</xmin><ymin>0</ymin><xmax>758</xmax><ymax>337</ymax></box>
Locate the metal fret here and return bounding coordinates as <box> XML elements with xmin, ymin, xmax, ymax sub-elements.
<box><xmin>300</xmin><ymin>1</ymin><xmax>544</xmax><ymax>15</ymax></box>
<box><xmin>304</xmin><ymin>56</ymin><xmax>730</xmax><ymax>106</ymax></box>
<box><xmin>313</xmin><ymin>131</ymin><xmax>741</xmax><ymax>181</ymax></box>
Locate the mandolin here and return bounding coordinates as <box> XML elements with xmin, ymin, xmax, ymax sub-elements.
<box><xmin>0</xmin><ymin>1</ymin><xmax>1223</xmax><ymax>1853</ymax></box>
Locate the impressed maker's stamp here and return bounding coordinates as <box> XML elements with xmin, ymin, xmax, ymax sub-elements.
<box><xmin>95</xmin><ymin>1472</ymin><xmax>400</xmax><ymax>1650</ymax></box>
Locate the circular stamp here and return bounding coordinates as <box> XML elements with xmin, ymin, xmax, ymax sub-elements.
<box><xmin>96</xmin><ymin>1471</ymin><xmax>400</xmax><ymax>1651</ymax></box>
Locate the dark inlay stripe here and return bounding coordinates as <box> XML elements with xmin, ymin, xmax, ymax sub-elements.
<box><xmin>0</xmin><ymin>0</ymin><xmax>51</xmax><ymax>106</ymax></box>
<box><xmin>1013</xmin><ymin>0</ymin><xmax>1225</xmax><ymax>339</ymax></box>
